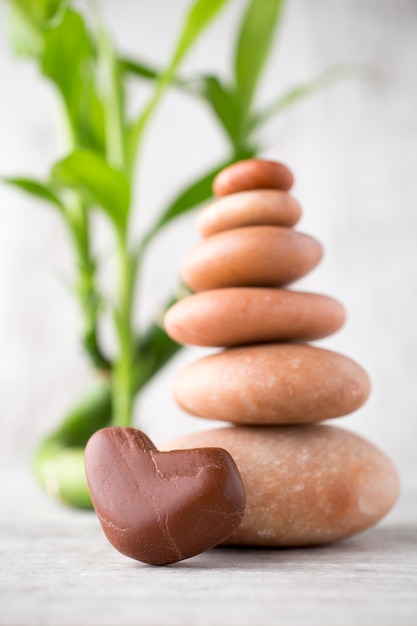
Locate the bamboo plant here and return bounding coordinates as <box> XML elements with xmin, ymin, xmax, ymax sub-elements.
<box><xmin>3</xmin><ymin>0</ymin><xmax>347</xmax><ymax>508</ymax></box>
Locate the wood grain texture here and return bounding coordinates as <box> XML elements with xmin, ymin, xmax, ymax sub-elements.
<box><xmin>1</xmin><ymin>468</ymin><xmax>416</xmax><ymax>626</ymax></box>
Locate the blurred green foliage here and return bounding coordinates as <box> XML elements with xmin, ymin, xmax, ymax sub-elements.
<box><xmin>3</xmin><ymin>0</ymin><xmax>347</xmax><ymax>507</ymax></box>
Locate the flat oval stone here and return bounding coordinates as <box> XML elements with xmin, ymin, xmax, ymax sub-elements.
<box><xmin>163</xmin><ymin>425</ymin><xmax>400</xmax><ymax>546</ymax></box>
<box><xmin>182</xmin><ymin>226</ymin><xmax>323</xmax><ymax>292</ymax></box>
<box><xmin>213</xmin><ymin>159</ymin><xmax>294</xmax><ymax>196</ymax></box>
<box><xmin>84</xmin><ymin>427</ymin><xmax>246</xmax><ymax>565</ymax></box>
<box><xmin>173</xmin><ymin>344</ymin><xmax>371</xmax><ymax>424</ymax></box>
<box><xmin>164</xmin><ymin>288</ymin><xmax>345</xmax><ymax>346</ymax></box>
<box><xmin>197</xmin><ymin>190</ymin><xmax>302</xmax><ymax>237</ymax></box>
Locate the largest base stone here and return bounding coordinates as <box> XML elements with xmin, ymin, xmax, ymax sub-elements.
<box><xmin>163</xmin><ymin>425</ymin><xmax>400</xmax><ymax>547</ymax></box>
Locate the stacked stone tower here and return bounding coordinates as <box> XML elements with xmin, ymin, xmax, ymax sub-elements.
<box><xmin>164</xmin><ymin>159</ymin><xmax>399</xmax><ymax>547</ymax></box>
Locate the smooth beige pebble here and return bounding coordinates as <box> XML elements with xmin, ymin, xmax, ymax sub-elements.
<box><xmin>182</xmin><ymin>226</ymin><xmax>322</xmax><ymax>292</ymax></box>
<box><xmin>197</xmin><ymin>190</ymin><xmax>301</xmax><ymax>237</ymax></box>
<box><xmin>164</xmin><ymin>288</ymin><xmax>345</xmax><ymax>347</ymax></box>
<box><xmin>163</xmin><ymin>425</ymin><xmax>400</xmax><ymax>546</ymax></box>
<box><xmin>213</xmin><ymin>159</ymin><xmax>294</xmax><ymax>196</ymax></box>
<box><xmin>173</xmin><ymin>343</ymin><xmax>371</xmax><ymax>424</ymax></box>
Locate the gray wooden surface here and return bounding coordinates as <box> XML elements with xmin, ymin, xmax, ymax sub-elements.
<box><xmin>1</xmin><ymin>468</ymin><xmax>416</xmax><ymax>626</ymax></box>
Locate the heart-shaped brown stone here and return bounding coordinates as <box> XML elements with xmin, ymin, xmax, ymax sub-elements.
<box><xmin>84</xmin><ymin>427</ymin><xmax>246</xmax><ymax>566</ymax></box>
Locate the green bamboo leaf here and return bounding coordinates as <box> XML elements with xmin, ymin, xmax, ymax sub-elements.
<box><xmin>154</xmin><ymin>160</ymin><xmax>232</xmax><ymax>231</ymax></box>
<box><xmin>8</xmin><ymin>0</ymin><xmax>66</xmax><ymax>28</ymax></box>
<box><xmin>40</xmin><ymin>8</ymin><xmax>106</xmax><ymax>151</ymax></box>
<box><xmin>169</xmin><ymin>0</ymin><xmax>231</xmax><ymax>72</ymax></box>
<box><xmin>83</xmin><ymin>78</ymin><xmax>107</xmax><ymax>153</ymax></box>
<box><xmin>97</xmin><ymin>28</ymin><xmax>126</xmax><ymax>168</ymax></box>
<box><xmin>41</xmin><ymin>9</ymin><xmax>92</xmax><ymax>108</ymax></box>
<box><xmin>6</xmin><ymin>5</ymin><xmax>105</xmax><ymax>150</ymax></box>
<box><xmin>200</xmin><ymin>76</ymin><xmax>242</xmax><ymax>146</ymax></box>
<box><xmin>3</xmin><ymin>176</ymin><xmax>63</xmax><ymax>209</ymax></box>
<box><xmin>123</xmin><ymin>60</ymin><xmax>246</xmax><ymax>148</ymax></box>
<box><xmin>134</xmin><ymin>314</ymin><xmax>182</xmax><ymax>391</ymax></box>
<box><xmin>250</xmin><ymin>65</ymin><xmax>362</xmax><ymax>131</ymax></box>
<box><xmin>5</xmin><ymin>2</ymin><xmax>44</xmax><ymax>57</ymax></box>
<box><xmin>145</xmin><ymin>147</ymin><xmax>256</xmax><ymax>240</ymax></box>
<box><xmin>52</xmin><ymin>150</ymin><xmax>130</xmax><ymax>232</ymax></box>
<box><xmin>128</xmin><ymin>0</ymin><xmax>231</xmax><ymax>168</ymax></box>
<box><xmin>31</xmin><ymin>0</ymin><xmax>66</xmax><ymax>25</ymax></box>
<box><xmin>9</xmin><ymin>0</ymin><xmax>105</xmax><ymax>152</ymax></box>
<box><xmin>5</xmin><ymin>0</ymin><xmax>66</xmax><ymax>58</ymax></box>
<box><xmin>121</xmin><ymin>56</ymin><xmax>198</xmax><ymax>94</ymax></box>
<box><xmin>157</xmin><ymin>0</ymin><xmax>232</xmax><ymax>90</ymax></box>
<box><xmin>234</xmin><ymin>0</ymin><xmax>284</xmax><ymax>116</ymax></box>
<box><xmin>45</xmin><ymin>382</ymin><xmax>113</xmax><ymax>448</ymax></box>
<box><xmin>33</xmin><ymin>441</ymin><xmax>92</xmax><ymax>508</ymax></box>
<box><xmin>120</xmin><ymin>57</ymin><xmax>161</xmax><ymax>82</ymax></box>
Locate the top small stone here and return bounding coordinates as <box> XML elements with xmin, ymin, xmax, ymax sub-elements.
<box><xmin>213</xmin><ymin>159</ymin><xmax>294</xmax><ymax>197</ymax></box>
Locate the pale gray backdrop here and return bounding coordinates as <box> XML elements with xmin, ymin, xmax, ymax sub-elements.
<box><xmin>0</xmin><ymin>0</ymin><xmax>416</xmax><ymax>492</ymax></box>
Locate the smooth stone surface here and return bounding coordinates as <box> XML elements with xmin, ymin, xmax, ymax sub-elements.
<box><xmin>173</xmin><ymin>343</ymin><xmax>371</xmax><ymax>424</ymax></box>
<box><xmin>164</xmin><ymin>288</ymin><xmax>345</xmax><ymax>346</ymax></box>
<box><xmin>163</xmin><ymin>425</ymin><xmax>400</xmax><ymax>547</ymax></box>
<box><xmin>182</xmin><ymin>226</ymin><xmax>323</xmax><ymax>292</ymax></box>
<box><xmin>197</xmin><ymin>190</ymin><xmax>301</xmax><ymax>237</ymax></box>
<box><xmin>213</xmin><ymin>159</ymin><xmax>294</xmax><ymax>196</ymax></box>
<box><xmin>84</xmin><ymin>427</ymin><xmax>245</xmax><ymax>565</ymax></box>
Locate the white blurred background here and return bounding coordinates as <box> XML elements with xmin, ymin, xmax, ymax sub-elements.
<box><xmin>0</xmin><ymin>0</ymin><xmax>416</xmax><ymax>490</ymax></box>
